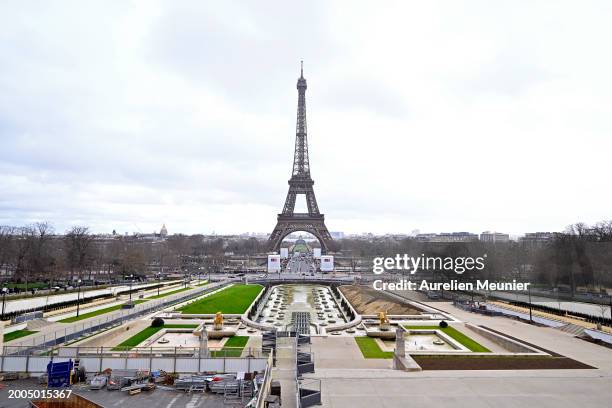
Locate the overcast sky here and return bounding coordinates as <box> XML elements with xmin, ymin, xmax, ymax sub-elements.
<box><xmin>1</xmin><ymin>1</ymin><xmax>611</xmax><ymax>236</ymax></box>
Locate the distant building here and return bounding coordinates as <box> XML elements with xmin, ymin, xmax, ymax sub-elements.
<box><xmin>330</xmin><ymin>231</ymin><xmax>345</xmax><ymax>239</ymax></box>
<box><xmin>415</xmin><ymin>233</ymin><xmax>438</xmax><ymax>242</ymax></box>
<box><xmin>416</xmin><ymin>232</ymin><xmax>478</xmax><ymax>242</ymax></box>
<box><xmin>160</xmin><ymin>224</ymin><xmax>168</xmax><ymax>237</ymax></box>
<box><xmin>520</xmin><ymin>232</ymin><xmax>555</xmax><ymax>248</ymax></box>
<box><xmin>436</xmin><ymin>232</ymin><xmax>479</xmax><ymax>242</ymax></box>
<box><xmin>480</xmin><ymin>231</ymin><xmax>510</xmax><ymax>243</ymax></box>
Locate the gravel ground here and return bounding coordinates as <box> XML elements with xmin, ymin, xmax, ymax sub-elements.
<box><xmin>340</xmin><ymin>285</ymin><xmax>424</xmax><ymax>315</ymax></box>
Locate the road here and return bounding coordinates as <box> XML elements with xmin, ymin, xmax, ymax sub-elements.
<box><xmin>286</xmin><ymin>253</ymin><xmax>315</xmax><ymax>274</ymax></box>
<box><xmin>2</xmin><ymin>281</ymin><xmax>182</xmax><ymax>314</ymax></box>
<box><xmin>484</xmin><ymin>290</ymin><xmax>612</xmax><ymax>318</ymax></box>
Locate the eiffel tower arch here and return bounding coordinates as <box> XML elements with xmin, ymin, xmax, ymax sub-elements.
<box><xmin>268</xmin><ymin>63</ymin><xmax>335</xmax><ymax>253</ymax></box>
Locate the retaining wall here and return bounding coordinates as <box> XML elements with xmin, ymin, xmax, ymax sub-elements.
<box><xmin>465</xmin><ymin>324</ymin><xmax>545</xmax><ymax>354</ymax></box>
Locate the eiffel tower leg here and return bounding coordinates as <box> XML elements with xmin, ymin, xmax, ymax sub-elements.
<box><xmin>268</xmin><ymin>222</ymin><xmax>289</xmax><ymax>253</ymax></box>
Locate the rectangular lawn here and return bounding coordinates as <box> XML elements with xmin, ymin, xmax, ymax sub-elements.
<box><xmin>404</xmin><ymin>325</ymin><xmax>490</xmax><ymax>352</ymax></box>
<box><xmin>211</xmin><ymin>336</ymin><xmax>249</xmax><ymax>357</ymax></box>
<box><xmin>4</xmin><ymin>329</ymin><xmax>38</xmax><ymax>342</ymax></box>
<box><xmin>178</xmin><ymin>284</ymin><xmax>262</xmax><ymax>314</ymax></box>
<box><xmin>112</xmin><ymin>324</ymin><xmax>198</xmax><ymax>351</ymax></box>
<box><xmin>59</xmin><ymin>300</ymin><xmax>147</xmax><ymax>323</ymax></box>
<box><xmin>355</xmin><ymin>336</ymin><xmax>393</xmax><ymax>359</ymax></box>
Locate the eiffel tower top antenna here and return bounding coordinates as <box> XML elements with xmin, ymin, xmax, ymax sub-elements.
<box><xmin>293</xmin><ymin>61</ymin><xmax>309</xmax><ymax>177</ymax></box>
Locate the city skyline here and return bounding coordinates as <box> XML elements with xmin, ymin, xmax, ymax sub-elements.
<box><xmin>2</xmin><ymin>2</ymin><xmax>612</xmax><ymax>236</ymax></box>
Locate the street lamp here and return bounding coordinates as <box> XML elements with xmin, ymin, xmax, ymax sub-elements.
<box><xmin>609</xmin><ymin>294</ymin><xmax>612</xmax><ymax>324</ymax></box>
<box><xmin>76</xmin><ymin>279</ymin><xmax>82</xmax><ymax>317</ymax></box>
<box><xmin>127</xmin><ymin>274</ymin><xmax>134</xmax><ymax>303</ymax></box>
<box><xmin>528</xmin><ymin>283</ymin><xmax>533</xmax><ymax>323</ymax></box>
<box><xmin>1</xmin><ymin>287</ymin><xmax>8</xmax><ymax>320</ymax></box>
<box><xmin>157</xmin><ymin>272</ymin><xmax>161</xmax><ymax>296</ymax></box>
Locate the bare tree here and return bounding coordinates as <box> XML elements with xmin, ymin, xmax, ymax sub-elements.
<box><xmin>593</xmin><ymin>220</ymin><xmax>612</xmax><ymax>241</ymax></box>
<box><xmin>65</xmin><ymin>226</ymin><xmax>96</xmax><ymax>281</ymax></box>
<box><xmin>28</xmin><ymin>222</ymin><xmax>54</xmax><ymax>283</ymax></box>
<box><xmin>0</xmin><ymin>226</ymin><xmax>16</xmax><ymax>280</ymax></box>
<box><xmin>13</xmin><ymin>226</ymin><xmax>35</xmax><ymax>290</ymax></box>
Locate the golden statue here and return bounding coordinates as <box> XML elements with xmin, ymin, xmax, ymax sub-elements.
<box><xmin>378</xmin><ymin>311</ymin><xmax>390</xmax><ymax>331</ymax></box>
<box><xmin>213</xmin><ymin>311</ymin><xmax>224</xmax><ymax>330</ymax></box>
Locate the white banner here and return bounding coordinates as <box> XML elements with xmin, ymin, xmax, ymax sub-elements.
<box><xmin>320</xmin><ymin>255</ymin><xmax>334</xmax><ymax>272</ymax></box>
<box><xmin>267</xmin><ymin>255</ymin><xmax>281</xmax><ymax>272</ymax></box>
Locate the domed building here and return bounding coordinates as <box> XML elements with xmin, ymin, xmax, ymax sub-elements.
<box><xmin>292</xmin><ymin>239</ymin><xmax>309</xmax><ymax>253</ymax></box>
<box><xmin>160</xmin><ymin>224</ymin><xmax>168</xmax><ymax>237</ymax></box>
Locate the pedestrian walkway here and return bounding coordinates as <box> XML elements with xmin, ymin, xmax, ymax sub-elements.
<box><xmin>272</xmin><ymin>337</ymin><xmax>297</xmax><ymax>408</ymax></box>
<box><xmin>491</xmin><ymin>301</ymin><xmax>612</xmax><ymax>333</ymax></box>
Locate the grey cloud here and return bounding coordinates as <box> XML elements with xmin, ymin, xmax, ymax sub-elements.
<box><xmin>1</xmin><ymin>1</ymin><xmax>612</xmax><ymax>235</ymax></box>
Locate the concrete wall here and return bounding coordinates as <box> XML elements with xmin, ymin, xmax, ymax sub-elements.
<box><xmin>465</xmin><ymin>324</ymin><xmax>545</xmax><ymax>354</ymax></box>
<box><xmin>324</xmin><ymin>285</ymin><xmax>362</xmax><ymax>332</ymax></box>
<box><xmin>73</xmin><ymin>320</ymin><xmax>150</xmax><ymax>347</ymax></box>
<box><xmin>241</xmin><ymin>285</ymin><xmax>277</xmax><ymax>331</ymax></box>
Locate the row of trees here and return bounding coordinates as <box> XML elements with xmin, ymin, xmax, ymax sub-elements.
<box><xmin>0</xmin><ymin>223</ymin><xmax>271</xmax><ymax>289</ymax></box>
<box><xmin>534</xmin><ymin>221</ymin><xmax>612</xmax><ymax>293</ymax></box>
<box><xmin>1</xmin><ymin>219</ymin><xmax>610</xmax><ymax>293</ymax></box>
<box><xmin>339</xmin><ymin>220</ymin><xmax>612</xmax><ymax>293</ymax></box>
<box><xmin>0</xmin><ymin>223</ymin><xmax>169</xmax><ymax>288</ymax></box>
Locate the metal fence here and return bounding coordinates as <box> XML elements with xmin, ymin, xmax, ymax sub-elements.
<box><xmin>4</xmin><ymin>281</ymin><xmax>232</xmax><ymax>354</ymax></box>
<box><xmin>255</xmin><ymin>352</ymin><xmax>275</xmax><ymax>408</ymax></box>
<box><xmin>0</xmin><ymin>354</ymin><xmax>268</xmax><ymax>375</ymax></box>
<box><xmin>2</xmin><ymin>280</ymin><xmax>186</xmax><ymax>317</ymax></box>
<box><xmin>3</xmin><ymin>345</ymin><xmax>269</xmax><ymax>358</ymax></box>
<box><xmin>297</xmin><ymin>378</ymin><xmax>322</xmax><ymax>408</ymax></box>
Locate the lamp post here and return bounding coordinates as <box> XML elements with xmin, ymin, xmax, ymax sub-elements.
<box><xmin>470</xmin><ymin>275</ymin><xmax>475</xmax><ymax>303</ymax></box>
<box><xmin>609</xmin><ymin>294</ymin><xmax>612</xmax><ymax>324</ymax></box>
<box><xmin>127</xmin><ymin>274</ymin><xmax>133</xmax><ymax>303</ymax></box>
<box><xmin>76</xmin><ymin>279</ymin><xmax>82</xmax><ymax>317</ymax></box>
<box><xmin>157</xmin><ymin>272</ymin><xmax>161</xmax><ymax>296</ymax></box>
<box><xmin>1</xmin><ymin>287</ymin><xmax>8</xmax><ymax>320</ymax></box>
<box><xmin>528</xmin><ymin>283</ymin><xmax>533</xmax><ymax>323</ymax></box>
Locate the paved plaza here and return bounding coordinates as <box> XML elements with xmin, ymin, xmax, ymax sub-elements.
<box><xmin>304</xmin><ymin>300</ymin><xmax>612</xmax><ymax>408</ymax></box>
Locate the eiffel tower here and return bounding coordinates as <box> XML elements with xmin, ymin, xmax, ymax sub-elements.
<box><xmin>268</xmin><ymin>63</ymin><xmax>334</xmax><ymax>253</ymax></box>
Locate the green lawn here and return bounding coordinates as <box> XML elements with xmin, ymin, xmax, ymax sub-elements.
<box><xmin>112</xmin><ymin>324</ymin><xmax>198</xmax><ymax>351</ymax></box>
<box><xmin>195</xmin><ymin>281</ymin><xmax>209</xmax><ymax>287</ymax></box>
<box><xmin>5</xmin><ymin>282</ymin><xmax>48</xmax><ymax>290</ymax></box>
<box><xmin>404</xmin><ymin>325</ymin><xmax>491</xmax><ymax>352</ymax></box>
<box><xmin>355</xmin><ymin>336</ymin><xmax>394</xmax><ymax>359</ymax></box>
<box><xmin>211</xmin><ymin>336</ymin><xmax>249</xmax><ymax>357</ymax></box>
<box><xmin>147</xmin><ymin>286</ymin><xmax>191</xmax><ymax>299</ymax></box>
<box><xmin>4</xmin><ymin>329</ymin><xmax>38</xmax><ymax>343</ymax></box>
<box><xmin>178</xmin><ymin>284</ymin><xmax>263</xmax><ymax>314</ymax></box>
<box><xmin>58</xmin><ymin>300</ymin><xmax>147</xmax><ymax>323</ymax></box>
